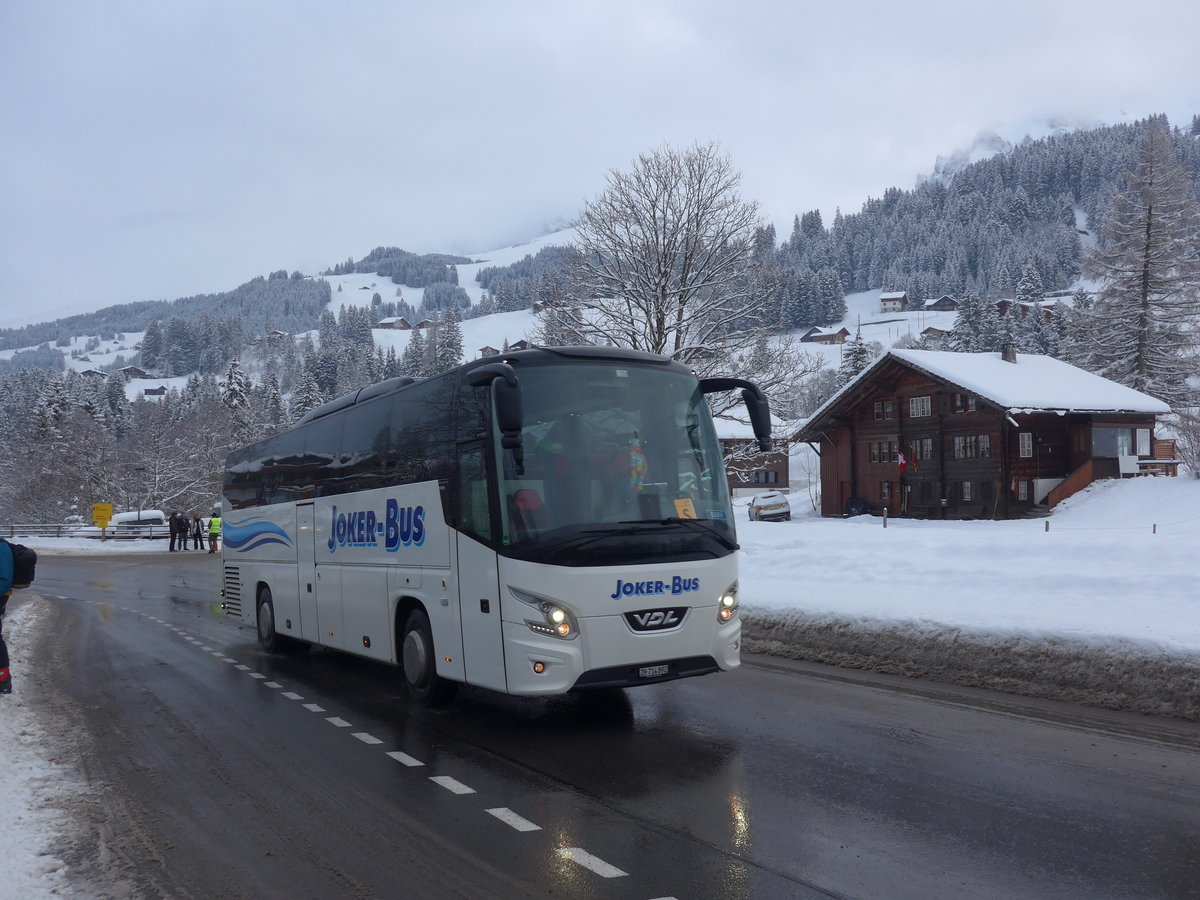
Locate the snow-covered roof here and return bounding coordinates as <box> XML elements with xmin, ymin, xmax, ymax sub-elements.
<box><xmin>879</xmin><ymin>291</ymin><xmax>907</xmax><ymax>300</ymax></box>
<box><xmin>890</xmin><ymin>349</ymin><xmax>1170</xmax><ymax>414</ymax></box>
<box><xmin>799</xmin><ymin>349</ymin><xmax>1169</xmax><ymax>439</ymax></box>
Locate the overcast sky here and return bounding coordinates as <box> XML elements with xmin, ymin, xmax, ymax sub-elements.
<box><xmin>2</xmin><ymin>1</ymin><xmax>1198</xmax><ymax>329</ymax></box>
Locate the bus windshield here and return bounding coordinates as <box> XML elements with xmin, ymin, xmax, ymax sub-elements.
<box><xmin>494</xmin><ymin>362</ymin><xmax>736</xmax><ymax>564</ymax></box>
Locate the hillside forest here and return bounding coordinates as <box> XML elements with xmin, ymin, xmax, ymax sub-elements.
<box><xmin>1</xmin><ymin>114</ymin><xmax>1197</xmax><ymax>522</ymax></box>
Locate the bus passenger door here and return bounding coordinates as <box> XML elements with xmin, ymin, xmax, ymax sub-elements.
<box><xmin>455</xmin><ymin>442</ymin><xmax>507</xmax><ymax>691</ymax></box>
<box><xmin>296</xmin><ymin>503</ymin><xmax>320</xmax><ymax>643</ymax></box>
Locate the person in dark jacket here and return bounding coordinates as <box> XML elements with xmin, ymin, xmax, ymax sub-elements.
<box><xmin>168</xmin><ymin>511</ymin><xmax>181</xmax><ymax>551</ymax></box>
<box><xmin>191</xmin><ymin>513</ymin><xmax>204</xmax><ymax>550</ymax></box>
<box><xmin>1</xmin><ymin>539</ymin><xmax>14</xmax><ymax>693</ymax></box>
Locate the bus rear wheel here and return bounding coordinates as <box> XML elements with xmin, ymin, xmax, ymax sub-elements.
<box><xmin>257</xmin><ymin>586</ymin><xmax>306</xmax><ymax>653</ymax></box>
<box><xmin>257</xmin><ymin>586</ymin><xmax>280</xmax><ymax>652</ymax></box>
<box><xmin>401</xmin><ymin>609</ymin><xmax>457</xmax><ymax>707</ymax></box>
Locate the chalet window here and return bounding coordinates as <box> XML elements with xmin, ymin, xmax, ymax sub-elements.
<box><xmin>909</xmin><ymin>395</ymin><xmax>932</xmax><ymax>418</ymax></box>
<box><xmin>1137</xmin><ymin>428</ymin><xmax>1150</xmax><ymax>457</ymax></box>
<box><xmin>953</xmin><ymin>393</ymin><xmax>976</xmax><ymax>413</ymax></box>
<box><xmin>1019</xmin><ymin>432</ymin><xmax>1033</xmax><ymax>458</ymax></box>
<box><xmin>884</xmin><ymin>400</ymin><xmax>894</xmax><ymax>419</ymax></box>
<box><xmin>881</xmin><ymin>480</ymin><xmax>890</xmax><ymax>500</ymax></box>
<box><xmin>1017</xmin><ymin>480</ymin><xmax>1029</xmax><ymax>501</ymax></box>
<box><xmin>873</xmin><ymin>401</ymin><xmax>883</xmax><ymax>421</ymax></box>
<box><xmin>1092</xmin><ymin>427</ymin><xmax>1132</xmax><ymax>457</ymax></box>
<box><xmin>891</xmin><ymin>441</ymin><xmax>900</xmax><ymax>462</ymax></box>
<box><xmin>954</xmin><ymin>435</ymin><xmax>987</xmax><ymax>459</ymax></box>
<box><xmin>962</xmin><ymin>481</ymin><xmax>973</xmax><ymax>502</ymax></box>
<box><xmin>916</xmin><ymin>437</ymin><xmax>933</xmax><ymax>461</ymax></box>
<box><xmin>870</xmin><ymin>442</ymin><xmax>879</xmax><ymax>463</ymax></box>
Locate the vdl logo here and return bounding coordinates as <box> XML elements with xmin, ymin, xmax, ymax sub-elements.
<box><xmin>328</xmin><ymin>499</ymin><xmax>425</xmax><ymax>553</ymax></box>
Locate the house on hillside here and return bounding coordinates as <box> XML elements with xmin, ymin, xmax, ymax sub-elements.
<box><xmin>142</xmin><ymin>385</ymin><xmax>169</xmax><ymax>397</ymax></box>
<box><xmin>920</xmin><ymin>326</ymin><xmax>950</xmax><ymax>347</ymax></box>
<box><xmin>508</xmin><ymin>339</ymin><xmax>532</xmax><ymax>351</ymax></box>
<box><xmin>808</xmin><ymin>327</ymin><xmax>850</xmax><ymax>345</ymax></box>
<box><xmin>377</xmin><ymin>317</ymin><xmax>412</xmax><ymax>330</ymax></box>
<box><xmin>119</xmin><ymin>365</ymin><xmax>150</xmax><ymax>379</ymax></box>
<box><xmin>794</xmin><ymin>347</ymin><xmax>1172</xmax><ymax>520</ymax></box>
<box><xmin>715</xmin><ymin>415</ymin><xmax>790</xmax><ymax>498</ymax></box>
<box><xmin>922</xmin><ymin>295</ymin><xmax>961</xmax><ymax>312</ymax></box>
<box><xmin>478</xmin><ymin>345</ymin><xmax>500</xmax><ymax>358</ymax></box>
<box><xmin>880</xmin><ymin>291</ymin><xmax>907</xmax><ymax>312</ymax></box>
<box><xmin>79</xmin><ymin>369</ymin><xmax>108</xmax><ymax>379</ymax></box>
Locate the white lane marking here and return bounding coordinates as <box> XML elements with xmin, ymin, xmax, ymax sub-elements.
<box><xmin>429</xmin><ymin>776</ymin><xmax>475</xmax><ymax>795</ymax></box>
<box><xmin>222</xmin><ymin>657</ymin><xmax>237</xmax><ymax>663</ymax></box>
<box><xmin>248</xmin><ymin>673</ymin><xmax>266</xmax><ymax>680</ymax></box>
<box><xmin>326</xmin><ymin>717</ymin><xmax>352</xmax><ymax>727</ymax></box>
<box><xmin>234</xmin><ymin>664</ymin><xmax>251</xmax><ymax>671</ymax></box>
<box><xmin>282</xmin><ymin>692</ymin><xmax>304</xmax><ymax>700</ymax></box>
<box><xmin>352</xmin><ymin>732</ymin><xmax>382</xmax><ymax>745</ymax></box>
<box><xmin>556</xmin><ymin>848</ymin><xmax>627</xmax><ymax>878</ymax></box>
<box><xmin>486</xmin><ymin>808</ymin><xmax>541</xmax><ymax>832</ymax></box>
<box><xmin>209</xmin><ymin>651</ymin><xmax>223</xmax><ymax>657</ymax></box>
<box><xmin>386</xmin><ymin>751</ymin><xmax>424</xmax><ymax>767</ymax></box>
<box><xmin>302</xmin><ymin>703</ymin><xmax>325</xmax><ymax>712</ymax></box>
<box><xmin>264</xmin><ymin>681</ymin><xmax>282</xmax><ymax>689</ymax></box>
<box><xmin>200</xmin><ymin>645</ymin><xmax>212</xmax><ymax>651</ymax></box>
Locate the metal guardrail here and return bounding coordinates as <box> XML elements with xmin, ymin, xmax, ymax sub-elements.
<box><xmin>2</xmin><ymin>524</ymin><xmax>170</xmax><ymax>539</ymax></box>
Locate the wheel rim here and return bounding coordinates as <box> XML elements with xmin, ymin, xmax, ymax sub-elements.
<box><xmin>259</xmin><ymin>601</ymin><xmax>274</xmax><ymax>642</ymax></box>
<box><xmin>402</xmin><ymin>628</ymin><xmax>428</xmax><ymax>687</ymax></box>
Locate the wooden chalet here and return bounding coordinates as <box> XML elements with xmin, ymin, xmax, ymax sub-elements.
<box><xmin>119</xmin><ymin>365</ymin><xmax>151</xmax><ymax>379</ymax></box>
<box><xmin>808</xmin><ymin>327</ymin><xmax>850</xmax><ymax>345</ymax></box>
<box><xmin>376</xmin><ymin>316</ymin><xmax>412</xmax><ymax>330</ymax></box>
<box><xmin>879</xmin><ymin>291</ymin><xmax>907</xmax><ymax>312</ymax></box>
<box><xmin>795</xmin><ymin>347</ymin><xmax>1172</xmax><ymax>520</ymax></box>
<box><xmin>922</xmin><ymin>295</ymin><xmax>961</xmax><ymax>311</ymax></box>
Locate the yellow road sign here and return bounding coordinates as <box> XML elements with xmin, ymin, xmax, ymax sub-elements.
<box><xmin>92</xmin><ymin>503</ymin><xmax>114</xmax><ymax>527</ymax></box>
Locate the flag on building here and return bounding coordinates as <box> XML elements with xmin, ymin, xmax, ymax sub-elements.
<box><xmin>898</xmin><ymin>451</ymin><xmax>908</xmax><ymax>473</ymax></box>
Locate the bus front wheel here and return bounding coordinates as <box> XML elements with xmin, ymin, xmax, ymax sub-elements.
<box><xmin>401</xmin><ymin>609</ymin><xmax>457</xmax><ymax>706</ymax></box>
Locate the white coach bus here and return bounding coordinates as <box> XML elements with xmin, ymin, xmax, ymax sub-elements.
<box><xmin>221</xmin><ymin>346</ymin><xmax>771</xmax><ymax>704</ymax></box>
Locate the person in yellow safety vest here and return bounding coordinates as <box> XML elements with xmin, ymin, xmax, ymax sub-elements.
<box><xmin>207</xmin><ymin>514</ymin><xmax>222</xmax><ymax>553</ymax></box>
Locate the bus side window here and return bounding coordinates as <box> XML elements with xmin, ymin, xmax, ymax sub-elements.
<box><xmin>454</xmin><ymin>443</ymin><xmax>493</xmax><ymax>543</ymax></box>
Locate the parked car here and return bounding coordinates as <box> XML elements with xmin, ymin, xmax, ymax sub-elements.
<box><xmin>748</xmin><ymin>491</ymin><xmax>791</xmax><ymax>521</ymax></box>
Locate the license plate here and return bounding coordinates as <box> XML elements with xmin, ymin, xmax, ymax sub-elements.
<box><xmin>639</xmin><ymin>664</ymin><xmax>669</xmax><ymax>678</ymax></box>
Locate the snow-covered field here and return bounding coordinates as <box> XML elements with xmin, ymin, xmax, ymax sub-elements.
<box><xmin>2</xmin><ymin>475</ymin><xmax>1197</xmax><ymax>890</ymax></box>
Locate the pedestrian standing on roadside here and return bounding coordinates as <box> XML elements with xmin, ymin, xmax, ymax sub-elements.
<box><xmin>192</xmin><ymin>513</ymin><xmax>204</xmax><ymax>550</ymax></box>
<box><xmin>168</xmin><ymin>511</ymin><xmax>180</xmax><ymax>551</ymax></box>
<box><xmin>0</xmin><ymin>539</ymin><xmax>12</xmax><ymax>693</ymax></box>
<box><xmin>208</xmin><ymin>513</ymin><xmax>222</xmax><ymax>553</ymax></box>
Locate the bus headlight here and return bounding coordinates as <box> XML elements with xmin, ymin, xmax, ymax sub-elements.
<box><xmin>509</xmin><ymin>587</ymin><xmax>580</xmax><ymax>640</ymax></box>
<box><xmin>717</xmin><ymin>583</ymin><xmax>739</xmax><ymax>623</ymax></box>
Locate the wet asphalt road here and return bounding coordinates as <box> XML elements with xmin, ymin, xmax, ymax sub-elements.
<box><xmin>29</xmin><ymin>552</ymin><xmax>1200</xmax><ymax>899</ymax></box>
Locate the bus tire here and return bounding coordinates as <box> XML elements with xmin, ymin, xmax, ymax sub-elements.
<box><xmin>257</xmin><ymin>586</ymin><xmax>281</xmax><ymax>652</ymax></box>
<box><xmin>401</xmin><ymin>609</ymin><xmax>457</xmax><ymax>707</ymax></box>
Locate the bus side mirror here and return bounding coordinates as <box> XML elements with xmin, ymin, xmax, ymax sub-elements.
<box><xmin>468</xmin><ymin>363</ymin><xmax>523</xmax><ymax>450</ymax></box>
<box><xmin>700</xmin><ymin>377</ymin><xmax>773</xmax><ymax>453</ymax></box>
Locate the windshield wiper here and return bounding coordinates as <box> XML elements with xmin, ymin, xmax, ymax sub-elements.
<box><xmin>618</xmin><ymin>518</ymin><xmax>739</xmax><ymax>552</ymax></box>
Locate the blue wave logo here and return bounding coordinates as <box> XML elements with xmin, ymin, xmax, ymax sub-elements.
<box><xmin>224</xmin><ymin>517</ymin><xmax>293</xmax><ymax>553</ymax></box>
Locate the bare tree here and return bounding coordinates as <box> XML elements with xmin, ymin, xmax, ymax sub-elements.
<box><xmin>559</xmin><ymin>141</ymin><xmax>821</xmax><ymax>421</ymax></box>
<box><xmin>1081</xmin><ymin>121</ymin><xmax>1200</xmax><ymax>406</ymax></box>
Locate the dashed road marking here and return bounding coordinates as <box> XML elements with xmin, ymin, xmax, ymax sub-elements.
<box><xmin>326</xmin><ymin>716</ymin><xmax>352</xmax><ymax>728</ymax></box>
<box><xmin>223</xmin><ymin>657</ymin><xmax>237</xmax><ymax>663</ymax></box>
<box><xmin>386</xmin><ymin>751</ymin><xmax>424</xmax><ymax>767</ymax></box>
<box><xmin>486</xmin><ymin>808</ymin><xmax>541</xmax><ymax>832</ymax></box>
<box><xmin>282</xmin><ymin>692</ymin><xmax>304</xmax><ymax>700</ymax></box>
<box><xmin>249</xmin><ymin>673</ymin><xmax>266</xmax><ymax>680</ymax></box>
<box><xmin>352</xmin><ymin>732</ymin><xmax>382</xmax><ymax>745</ymax></box>
<box><xmin>303</xmin><ymin>703</ymin><xmax>325</xmax><ymax>713</ymax></box>
<box><xmin>234</xmin><ymin>664</ymin><xmax>251</xmax><ymax>671</ymax></box>
<box><xmin>430</xmin><ymin>775</ymin><xmax>475</xmax><ymax>795</ymax></box>
<box><xmin>264</xmin><ymin>681</ymin><xmax>282</xmax><ymax>689</ymax></box>
<box><xmin>556</xmin><ymin>848</ymin><xmax>627</xmax><ymax>878</ymax></box>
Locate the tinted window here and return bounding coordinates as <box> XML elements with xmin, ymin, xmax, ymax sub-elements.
<box><xmin>387</xmin><ymin>379</ymin><xmax>455</xmax><ymax>487</ymax></box>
